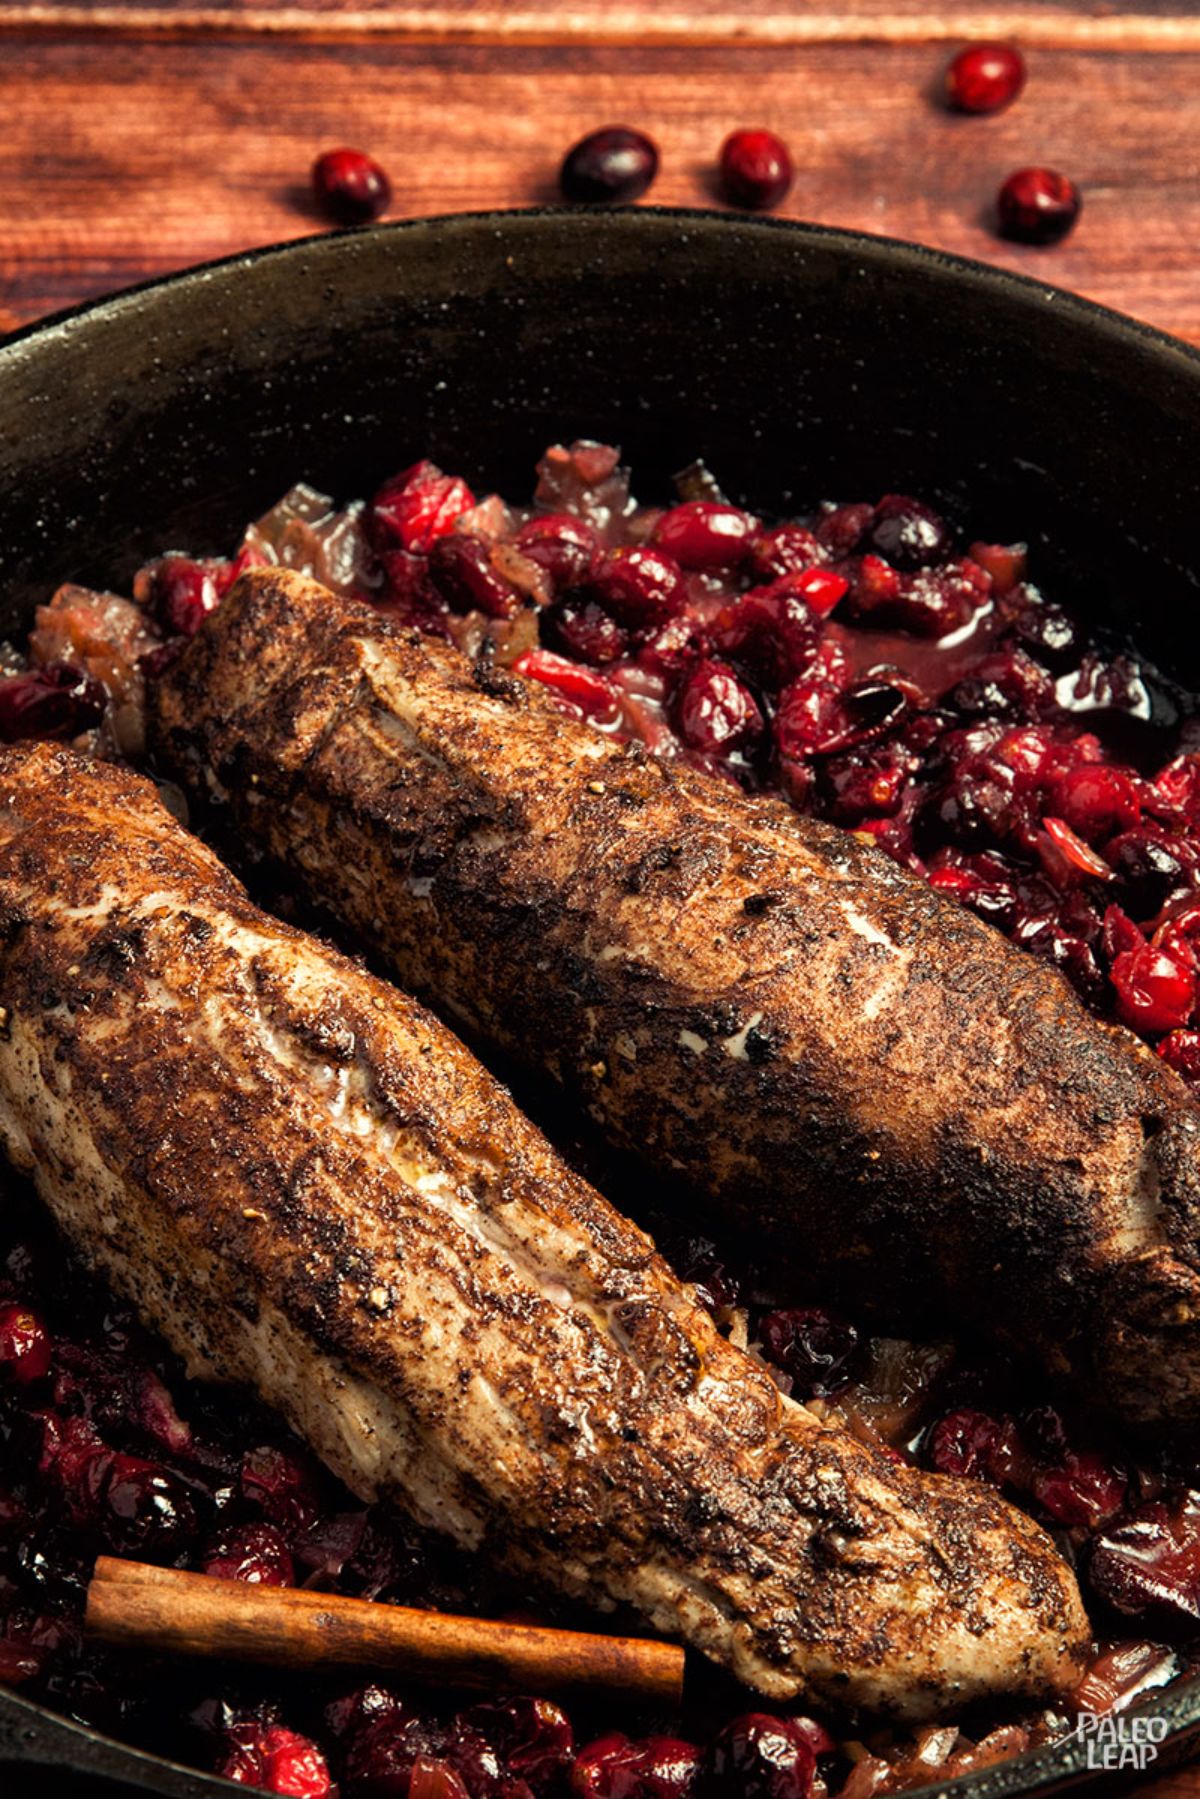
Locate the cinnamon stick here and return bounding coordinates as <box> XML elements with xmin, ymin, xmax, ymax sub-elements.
<box><xmin>85</xmin><ymin>1557</ymin><xmax>685</xmax><ymax>1704</ymax></box>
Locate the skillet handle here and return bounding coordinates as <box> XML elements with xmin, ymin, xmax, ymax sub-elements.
<box><xmin>0</xmin><ymin>1683</ymin><xmax>230</xmax><ymax>1795</ymax></box>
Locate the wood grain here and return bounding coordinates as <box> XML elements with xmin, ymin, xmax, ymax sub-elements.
<box><xmin>0</xmin><ymin>36</ymin><xmax>1198</xmax><ymax>342</ymax></box>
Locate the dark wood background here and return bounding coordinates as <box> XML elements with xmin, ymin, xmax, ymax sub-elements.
<box><xmin>1</xmin><ymin>2</ymin><xmax>1199</xmax><ymax>1791</ymax></box>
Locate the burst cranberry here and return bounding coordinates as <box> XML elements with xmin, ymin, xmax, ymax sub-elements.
<box><xmin>1159</xmin><ymin>1029</ymin><xmax>1200</xmax><ymax>1081</ymax></box>
<box><xmin>944</xmin><ymin>43</ymin><xmax>1026</xmax><ymax>114</ymax></box>
<box><xmin>560</xmin><ymin>127</ymin><xmax>659</xmax><ymax>204</ymax></box>
<box><xmin>325</xmin><ymin>1685</ymin><xmax>405</xmax><ymax>1743</ymax></box>
<box><xmin>204</xmin><ymin>1521</ymin><xmax>294</xmax><ymax>1586</ymax></box>
<box><xmin>651</xmin><ymin>502</ymin><xmax>759</xmax><ymax>570</ymax></box>
<box><xmin>997</xmin><ymin>167</ymin><xmax>1081</xmax><ymax>245</ymax></box>
<box><xmin>0</xmin><ymin>662</ymin><xmax>107</xmax><ymax>742</ymax></box>
<box><xmin>460</xmin><ymin>1697</ymin><xmax>574</xmax><ymax>1788</ymax></box>
<box><xmin>221</xmin><ymin>1723</ymin><xmax>334</xmax><ymax>1796</ymax></box>
<box><xmin>718</xmin><ymin>130</ymin><xmax>794</xmax><ymax>210</ymax></box>
<box><xmin>748</xmin><ymin>525</ymin><xmax>822</xmax><ymax>581</ymax></box>
<box><xmin>240</xmin><ymin>1444</ymin><xmax>322</xmax><ymax>1532</ymax></box>
<box><xmin>591</xmin><ymin>547</ymin><xmax>687</xmax><ymax>629</ymax></box>
<box><xmin>370</xmin><ymin>462</ymin><xmax>475</xmax><ymax>556</ymax></box>
<box><xmin>573</xmin><ymin>1733</ymin><xmax>699</xmax><ymax>1799</ymax></box>
<box><xmin>1051</xmin><ymin>764</ymin><xmax>1140</xmax><ymax>842</ymax></box>
<box><xmin>701</xmin><ymin>1715</ymin><xmax>815</xmax><ymax>1799</ymax></box>
<box><xmin>312</xmin><ymin>147</ymin><xmax>391</xmax><ymax>225</ymax></box>
<box><xmin>1032</xmin><ymin>1451</ymin><xmax>1126</xmax><ymax>1529</ymax></box>
<box><xmin>776</xmin><ymin>679</ymin><xmax>906</xmax><ymax>759</ymax></box>
<box><xmin>926</xmin><ymin>1409</ymin><xmax>1018</xmax><ymax>1486</ymax></box>
<box><xmin>543</xmin><ymin>596</ymin><xmax>628</xmax><ymax>665</ymax></box>
<box><xmin>759</xmin><ymin>1308</ymin><xmax>858</xmax><ymax>1397</ymax></box>
<box><xmin>1111</xmin><ymin>942</ymin><xmax>1196</xmax><ymax>1033</ymax></box>
<box><xmin>429</xmin><ymin>535</ymin><xmax>523</xmax><ymax>619</ymax></box>
<box><xmin>1091</xmin><ymin>1492</ymin><xmax>1200</xmax><ymax>1622</ymax></box>
<box><xmin>677</xmin><ymin>661</ymin><xmax>764</xmax><ymax>756</ymax></box>
<box><xmin>867</xmin><ymin>495</ymin><xmax>953</xmax><ymax>571</ymax></box>
<box><xmin>712</xmin><ymin>575</ymin><xmax>842</xmax><ymax>688</ymax></box>
<box><xmin>1109</xmin><ymin>831</ymin><xmax>1188</xmax><ymax>918</ymax></box>
<box><xmin>1040</xmin><ymin>817</ymin><xmax>1114</xmax><ymax>884</ymax></box>
<box><xmin>513</xmin><ymin>649</ymin><xmax>619</xmax><ymax>720</ymax></box>
<box><xmin>0</xmin><ymin>1304</ymin><xmax>51</xmax><ymax>1384</ymax></box>
<box><xmin>104</xmin><ymin>1454</ymin><xmax>196</xmax><ymax>1554</ymax></box>
<box><xmin>515</xmin><ymin>514</ymin><xmax>600</xmax><ymax>590</ymax></box>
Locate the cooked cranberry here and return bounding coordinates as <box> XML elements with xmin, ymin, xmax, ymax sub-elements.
<box><xmin>926</xmin><ymin>1409</ymin><xmax>1018</xmax><ymax>1486</ymax></box>
<box><xmin>0</xmin><ymin>1304</ymin><xmax>51</xmax><ymax>1384</ymax></box>
<box><xmin>312</xmin><ymin>148</ymin><xmax>391</xmax><ymax>226</ymax></box>
<box><xmin>409</xmin><ymin>1759</ymin><xmax>471</xmax><ymax>1799</ymax></box>
<box><xmin>651</xmin><ymin>502</ymin><xmax>759</xmax><ymax>571</ymax></box>
<box><xmin>866</xmin><ymin>496</ymin><xmax>953</xmax><ymax>571</ymax></box>
<box><xmin>203</xmin><ymin>1521</ymin><xmax>294</xmax><ymax>1586</ymax></box>
<box><xmin>1040</xmin><ymin>817</ymin><xmax>1114</xmax><ymax>884</ymax></box>
<box><xmin>1006</xmin><ymin>592</ymin><xmax>1080</xmax><ymax>670</ymax></box>
<box><xmin>1091</xmin><ymin>1492</ymin><xmax>1200</xmax><ymax>1622</ymax></box>
<box><xmin>718</xmin><ymin>130</ymin><xmax>794</xmax><ymax>211</ymax></box>
<box><xmin>543</xmin><ymin>596</ymin><xmax>628</xmax><ymax>665</ymax></box>
<box><xmin>996</xmin><ymin>167</ymin><xmax>1081</xmax><ymax>245</ymax></box>
<box><xmin>1111</xmin><ymin>942</ymin><xmax>1196</xmax><ymax>1034</ymax></box>
<box><xmin>1109</xmin><ymin>832</ymin><xmax>1188</xmax><ymax>919</ymax></box>
<box><xmin>221</xmin><ymin>1722</ymin><xmax>334</xmax><ymax>1795</ymax></box>
<box><xmin>712</xmin><ymin>575</ymin><xmax>843</xmax><ymax>689</ymax></box>
<box><xmin>560</xmin><ymin>128</ymin><xmax>659</xmax><ymax>204</ymax></box>
<box><xmin>515</xmin><ymin>513</ymin><xmax>600</xmax><ymax>590</ymax></box>
<box><xmin>700</xmin><ymin>1714</ymin><xmax>815</xmax><ymax>1799</ymax></box>
<box><xmin>459</xmin><ymin>1697</ymin><xmax>574</xmax><ymax>1788</ymax></box>
<box><xmin>1159</xmin><ymin>1029</ymin><xmax>1200</xmax><ymax>1082</ymax></box>
<box><xmin>759</xmin><ymin>1309</ymin><xmax>858</xmax><ymax>1397</ymax></box>
<box><xmin>1032</xmin><ymin>1450</ymin><xmax>1126</xmax><ymax>1529</ymax></box>
<box><xmin>324</xmin><ymin>1684</ymin><xmax>404</xmax><ymax>1744</ymax></box>
<box><xmin>749</xmin><ymin>525</ymin><xmax>823</xmax><ymax>581</ymax></box>
<box><xmin>104</xmin><ymin>1454</ymin><xmax>196</xmax><ymax>1554</ymax></box>
<box><xmin>240</xmin><ymin>1444</ymin><xmax>322</xmax><ymax>1532</ymax></box>
<box><xmin>673</xmin><ymin>1238</ymin><xmax>741</xmax><ymax>1313</ymax></box>
<box><xmin>591</xmin><ymin>547</ymin><xmax>687</xmax><ymax>629</ymax></box>
<box><xmin>970</xmin><ymin>541</ymin><xmax>1028</xmax><ymax>593</ymax></box>
<box><xmin>776</xmin><ymin>680</ymin><xmax>905</xmax><ymax>759</ymax></box>
<box><xmin>816</xmin><ymin>501</ymin><xmax>873</xmax><ymax>554</ymax></box>
<box><xmin>573</xmin><ymin>1733</ymin><xmax>699</xmax><ymax>1799</ymax></box>
<box><xmin>346</xmin><ymin>1715</ymin><xmax>455</xmax><ymax>1798</ymax></box>
<box><xmin>677</xmin><ymin>660</ymin><xmax>764</xmax><ymax>756</ymax></box>
<box><xmin>370</xmin><ymin>462</ymin><xmax>475</xmax><ymax>556</ymax></box>
<box><xmin>1051</xmin><ymin>764</ymin><xmax>1140</xmax><ymax>843</ymax></box>
<box><xmin>0</xmin><ymin>662</ymin><xmax>106</xmax><ymax>743</ymax></box>
<box><xmin>0</xmin><ymin>1639</ymin><xmax>41</xmax><ymax>1686</ymax></box>
<box><xmin>429</xmin><ymin>535</ymin><xmax>523</xmax><ymax>620</ymax></box>
<box><xmin>943</xmin><ymin>43</ymin><xmax>1026</xmax><ymax>114</ymax></box>
<box><xmin>513</xmin><ymin>649</ymin><xmax>619</xmax><ymax>721</ymax></box>
<box><xmin>1071</xmin><ymin>1640</ymin><xmax>1180</xmax><ymax>1715</ymax></box>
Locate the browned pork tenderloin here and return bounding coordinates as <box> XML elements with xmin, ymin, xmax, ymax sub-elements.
<box><xmin>149</xmin><ymin>569</ymin><xmax>1200</xmax><ymax>1433</ymax></box>
<box><xmin>0</xmin><ymin>743</ymin><xmax>1089</xmax><ymax>1719</ymax></box>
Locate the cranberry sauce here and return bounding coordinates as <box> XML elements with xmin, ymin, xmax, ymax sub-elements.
<box><xmin>3</xmin><ymin>442</ymin><xmax>1200</xmax><ymax>1795</ymax></box>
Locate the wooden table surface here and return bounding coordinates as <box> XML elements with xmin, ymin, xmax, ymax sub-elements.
<box><xmin>2</xmin><ymin>1</ymin><xmax>1200</xmax><ymax>1795</ymax></box>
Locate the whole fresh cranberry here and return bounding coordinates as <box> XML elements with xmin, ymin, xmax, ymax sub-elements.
<box><xmin>429</xmin><ymin>535</ymin><xmax>523</xmax><ymax>619</ymax></box>
<box><xmin>718</xmin><ymin>130</ymin><xmax>794</xmax><ymax>210</ymax></box>
<box><xmin>759</xmin><ymin>1308</ymin><xmax>858</xmax><ymax>1396</ymax></box>
<box><xmin>1111</xmin><ymin>942</ymin><xmax>1196</xmax><ymax>1034</ymax></box>
<box><xmin>203</xmin><ymin>1521</ymin><xmax>294</xmax><ymax>1586</ymax></box>
<box><xmin>560</xmin><ymin>127</ymin><xmax>659</xmax><ymax>203</ymax></box>
<box><xmin>543</xmin><ymin>595</ymin><xmax>629</xmax><ymax>665</ymax></box>
<box><xmin>944</xmin><ymin>43</ymin><xmax>1026</xmax><ymax>114</ymax></box>
<box><xmin>677</xmin><ymin>660</ymin><xmax>764</xmax><ymax>756</ymax></box>
<box><xmin>590</xmin><ymin>547</ymin><xmax>687</xmax><ymax>629</ymax></box>
<box><xmin>370</xmin><ymin>462</ymin><xmax>475</xmax><ymax>556</ymax></box>
<box><xmin>0</xmin><ymin>1304</ymin><xmax>51</xmax><ymax>1384</ymax></box>
<box><xmin>312</xmin><ymin>148</ymin><xmax>392</xmax><ymax>225</ymax></box>
<box><xmin>866</xmin><ymin>495</ymin><xmax>953</xmax><ymax>571</ymax></box>
<box><xmin>996</xmin><ymin>167</ymin><xmax>1081</xmax><ymax>245</ymax></box>
<box><xmin>515</xmin><ymin>513</ymin><xmax>600</xmax><ymax>590</ymax></box>
<box><xmin>0</xmin><ymin>662</ymin><xmax>107</xmax><ymax>743</ymax></box>
<box><xmin>700</xmin><ymin>1714</ymin><xmax>815</xmax><ymax>1799</ymax></box>
<box><xmin>651</xmin><ymin>502</ymin><xmax>759</xmax><ymax>571</ymax></box>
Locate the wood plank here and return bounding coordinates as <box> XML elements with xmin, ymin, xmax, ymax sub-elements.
<box><xmin>8</xmin><ymin>3</ymin><xmax>1200</xmax><ymax>51</ymax></box>
<box><xmin>0</xmin><ymin>36</ymin><xmax>1198</xmax><ymax>344</ymax></box>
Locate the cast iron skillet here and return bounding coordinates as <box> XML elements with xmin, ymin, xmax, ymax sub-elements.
<box><xmin>0</xmin><ymin>207</ymin><xmax>1199</xmax><ymax>1798</ymax></box>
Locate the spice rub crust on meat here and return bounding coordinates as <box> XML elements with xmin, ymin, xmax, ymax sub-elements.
<box><xmin>151</xmin><ymin>568</ymin><xmax>1200</xmax><ymax>1433</ymax></box>
<box><xmin>0</xmin><ymin>743</ymin><xmax>1087</xmax><ymax>1719</ymax></box>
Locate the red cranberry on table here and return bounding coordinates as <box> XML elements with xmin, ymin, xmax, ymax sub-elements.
<box><xmin>996</xmin><ymin>167</ymin><xmax>1082</xmax><ymax>245</ymax></box>
<box><xmin>943</xmin><ymin>43</ymin><xmax>1026</xmax><ymax>115</ymax></box>
<box><xmin>718</xmin><ymin>130</ymin><xmax>794</xmax><ymax>211</ymax></box>
<box><xmin>560</xmin><ymin>127</ymin><xmax>659</xmax><ymax>204</ymax></box>
<box><xmin>311</xmin><ymin>148</ymin><xmax>392</xmax><ymax>226</ymax></box>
